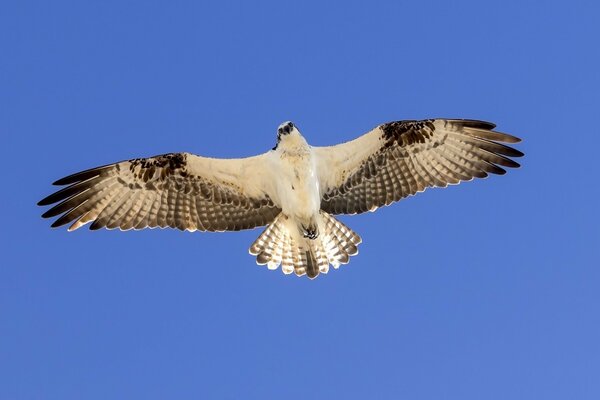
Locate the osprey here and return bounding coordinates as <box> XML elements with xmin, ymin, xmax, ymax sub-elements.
<box><xmin>39</xmin><ymin>119</ymin><xmax>523</xmax><ymax>279</ymax></box>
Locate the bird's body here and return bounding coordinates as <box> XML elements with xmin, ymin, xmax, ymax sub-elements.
<box><xmin>39</xmin><ymin>118</ymin><xmax>523</xmax><ymax>279</ymax></box>
<box><xmin>271</xmin><ymin>128</ymin><xmax>320</xmax><ymax>233</ymax></box>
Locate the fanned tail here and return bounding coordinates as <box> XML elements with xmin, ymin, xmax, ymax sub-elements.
<box><xmin>249</xmin><ymin>212</ymin><xmax>362</xmax><ymax>279</ymax></box>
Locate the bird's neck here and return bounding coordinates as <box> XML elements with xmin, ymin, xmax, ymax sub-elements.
<box><xmin>279</xmin><ymin>133</ymin><xmax>310</xmax><ymax>155</ymax></box>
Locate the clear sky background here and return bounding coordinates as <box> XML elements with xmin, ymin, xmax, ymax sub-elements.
<box><xmin>1</xmin><ymin>1</ymin><xmax>599</xmax><ymax>399</ymax></box>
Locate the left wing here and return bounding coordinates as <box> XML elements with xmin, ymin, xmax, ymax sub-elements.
<box><xmin>314</xmin><ymin>119</ymin><xmax>523</xmax><ymax>215</ymax></box>
<box><xmin>38</xmin><ymin>152</ymin><xmax>280</xmax><ymax>232</ymax></box>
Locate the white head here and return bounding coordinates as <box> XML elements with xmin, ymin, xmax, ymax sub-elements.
<box><xmin>274</xmin><ymin>121</ymin><xmax>301</xmax><ymax>149</ymax></box>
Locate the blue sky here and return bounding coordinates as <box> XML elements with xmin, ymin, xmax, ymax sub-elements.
<box><xmin>1</xmin><ymin>0</ymin><xmax>599</xmax><ymax>398</ymax></box>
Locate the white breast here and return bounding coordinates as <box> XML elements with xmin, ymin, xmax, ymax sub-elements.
<box><xmin>270</xmin><ymin>141</ymin><xmax>321</xmax><ymax>221</ymax></box>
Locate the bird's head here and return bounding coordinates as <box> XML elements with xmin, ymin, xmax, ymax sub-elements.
<box><xmin>277</xmin><ymin>121</ymin><xmax>296</xmax><ymax>137</ymax></box>
<box><xmin>274</xmin><ymin>121</ymin><xmax>301</xmax><ymax>149</ymax></box>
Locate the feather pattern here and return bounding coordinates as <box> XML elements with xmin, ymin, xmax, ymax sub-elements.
<box><xmin>249</xmin><ymin>211</ymin><xmax>361</xmax><ymax>279</ymax></box>
<box><xmin>315</xmin><ymin>119</ymin><xmax>523</xmax><ymax>215</ymax></box>
<box><xmin>39</xmin><ymin>152</ymin><xmax>281</xmax><ymax>232</ymax></box>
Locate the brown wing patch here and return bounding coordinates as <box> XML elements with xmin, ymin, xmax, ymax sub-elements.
<box><xmin>380</xmin><ymin>119</ymin><xmax>437</xmax><ymax>147</ymax></box>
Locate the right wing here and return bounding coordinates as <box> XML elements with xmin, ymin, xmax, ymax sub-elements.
<box><xmin>38</xmin><ymin>152</ymin><xmax>281</xmax><ymax>232</ymax></box>
<box><xmin>314</xmin><ymin>119</ymin><xmax>523</xmax><ymax>215</ymax></box>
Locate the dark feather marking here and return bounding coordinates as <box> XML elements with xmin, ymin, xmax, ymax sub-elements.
<box><xmin>450</xmin><ymin>133</ymin><xmax>524</xmax><ymax>158</ymax></box>
<box><xmin>41</xmin><ymin>188</ymin><xmax>94</xmax><ymax>218</ymax></box>
<box><xmin>444</xmin><ymin>119</ymin><xmax>497</xmax><ymax>130</ymax></box>
<box><xmin>38</xmin><ymin>176</ymin><xmax>102</xmax><ymax>206</ymax></box>
<box><xmin>52</xmin><ymin>165</ymin><xmax>112</xmax><ymax>186</ymax></box>
<box><xmin>380</xmin><ymin>120</ymin><xmax>437</xmax><ymax>148</ymax></box>
<box><xmin>50</xmin><ymin>199</ymin><xmax>91</xmax><ymax>228</ymax></box>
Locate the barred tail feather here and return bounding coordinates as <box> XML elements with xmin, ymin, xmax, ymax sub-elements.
<box><xmin>249</xmin><ymin>212</ymin><xmax>362</xmax><ymax>279</ymax></box>
<box><xmin>320</xmin><ymin>211</ymin><xmax>361</xmax><ymax>269</ymax></box>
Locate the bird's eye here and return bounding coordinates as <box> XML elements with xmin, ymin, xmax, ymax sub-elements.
<box><xmin>288</xmin><ymin>122</ymin><xmax>294</xmax><ymax>129</ymax></box>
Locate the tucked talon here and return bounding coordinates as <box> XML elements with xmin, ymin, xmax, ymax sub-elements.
<box><xmin>301</xmin><ymin>224</ymin><xmax>319</xmax><ymax>240</ymax></box>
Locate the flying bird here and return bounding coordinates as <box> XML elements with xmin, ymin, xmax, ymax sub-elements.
<box><xmin>39</xmin><ymin>119</ymin><xmax>523</xmax><ymax>279</ymax></box>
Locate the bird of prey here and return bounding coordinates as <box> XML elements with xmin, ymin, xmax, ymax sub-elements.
<box><xmin>39</xmin><ymin>119</ymin><xmax>523</xmax><ymax>279</ymax></box>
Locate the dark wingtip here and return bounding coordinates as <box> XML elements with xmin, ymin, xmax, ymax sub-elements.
<box><xmin>50</xmin><ymin>218</ymin><xmax>69</xmax><ymax>228</ymax></box>
<box><xmin>41</xmin><ymin>209</ymin><xmax>57</xmax><ymax>219</ymax></box>
<box><xmin>54</xmin><ymin>174</ymin><xmax>82</xmax><ymax>186</ymax></box>
<box><xmin>450</xmin><ymin>119</ymin><xmax>497</xmax><ymax>130</ymax></box>
<box><xmin>38</xmin><ymin>193</ymin><xmax>62</xmax><ymax>207</ymax></box>
<box><xmin>484</xmin><ymin>162</ymin><xmax>507</xmax><ymax>175</ymax></box>
<box><xmin>38</xmin><ymin>176</ymin><xmax>101</xmax><ymax>208</ymax></box>
<box><xmin>52</xmin><ymin>165</ymin><xmax>111</xmax><ymax>186</ymax></box>
<box><xmin>451</xmin><ymin>118</ymin><xmax>523</xmax><ymax>145</ymax></box>
<box><xmin>53</xmin><ymin>175</ymin><xmax>77</xmax><ymax>186</ymax></box>
<box><xmin>511</xmin><ymin>148</ymin><xmax>524</xmax><ymax>157</ymax></box>
<box><xmin>89</xmin><ymin>220</ymin><xmax>103</xmax><ymax>230</ymax></box>
<box><xmin>500</xmin><ymin>134</ymin><xmax>522</xmax><ymax>144</ymax></box>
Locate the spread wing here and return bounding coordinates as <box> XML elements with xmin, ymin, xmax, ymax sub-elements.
<box><xmin>39</xmin><ymin>152</ymin><xmax>281</xmax><ymax>232</ymax></box>
<box><xmin>314</xmin><ymin>119</ymin><xmax>523</xmax><ymax>215</ymax></box>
